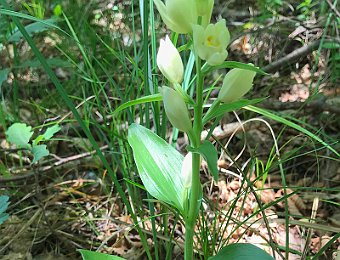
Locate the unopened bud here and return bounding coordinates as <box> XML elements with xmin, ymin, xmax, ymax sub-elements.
<box><xmin>153</xmin><ymin>0</ymin><xmax>197</xmax><ymax>34</ymax></box>
<box><xmin>160</xmin><ymin>86</ymin><xmax>192</xmax><ymax>132</ymax></box>
<box><xmin>181</xmin><ymin>152</ymin><xmax>193</xmax><ymax>188</ymax></box>
<box><xmin>157</xmin><ymin>36</ymin><xmax>184</xmax><ymax>84</ymax></box>
<box><xmin>196</xmin><ymin>0</ymin><xmax>214</xmax><ymax>17</ymax></box>
<box><xmin>217</xmin><ymin>67</ymin><xmax>256</xmax><ymax>103</ymax></box>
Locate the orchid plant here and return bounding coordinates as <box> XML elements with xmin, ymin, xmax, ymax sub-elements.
<box><xmin>78</xmin><ymin>1</ymin><xmax>320</xmax><ymax>260</ymax></box>
<box><xmin>125</xmin><ymin>0</ymin><xmax>274</xmax><ymax>259</ymax></box>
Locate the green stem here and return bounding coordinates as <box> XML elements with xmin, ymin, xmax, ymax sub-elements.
<box><xmin>184</xmin><ymin>53</ymin><xmax>204</xmax><ymax>260</ymax></box>
<box><xmin>184</xmin><ymin>224</ymin><xmax>194</xmax><ymax>260</ymax></box>
<box><xmin>202</xmin><ymin>99</ymin><xmax>221</xmax><ymax>125</ymax></box>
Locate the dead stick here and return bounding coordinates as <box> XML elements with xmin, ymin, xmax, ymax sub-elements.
<box><xmin>260</xmin><ymin>98</ymin><xmax>340</xmax><ymax>115</ymax></box>
<box><xmin>0</xmin><ymin>145</ymin><xmax>109</xmax><ymax>183</ymax></box>
<box><xmin>263</xmin><ymin>40</ymin><xmax>321</xmax><ymax>73</ymax></box>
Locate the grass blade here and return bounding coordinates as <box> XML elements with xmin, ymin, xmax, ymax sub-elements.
<box><xmin>245</xmin><ymin>105</ymin><xmax>339</xmax><ymax>157</ymax></box>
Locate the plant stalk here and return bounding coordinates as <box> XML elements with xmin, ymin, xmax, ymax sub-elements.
<box><xmin>184</xmin><ymin>53</ymin><xmax>204</xmax><ymax>260</ymax></box>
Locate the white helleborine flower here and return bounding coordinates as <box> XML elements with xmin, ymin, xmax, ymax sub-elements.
<box><xmin>159</xmin><ymin>86</ymin><xmax>192</xmax><ymax>132</ymax></box>
<box><xmin>217</xmin><ymin>68</ymin><xmax>256</xmax><ymax>103</ymax></box>
<box><xmin>157</xmin><ymin>36</ymin><xmax>184</xmax><ymax>84</ymax></box>
<box><xmin>195</xmin><ymin>0</ymin><xmax>214</xmax><ymax>17</ymax></box>
<box><xmin>153</xmin><ymin>0</ymin><xmax>197</xmax><ymax>34</ymax></box>
<box><xmin>192</xmin><ymin>19</ymin><xmax>230</xmax><ymax>66</ymax></box>
<box><xmin>181</xmin><ymin>152</ymin><xmax>193</xmax><ymax>188</ymax></box>
<box><xmin>153</xmin><ymin>0</ymin><xmax>212</xmax><ymax>34</ymax></box>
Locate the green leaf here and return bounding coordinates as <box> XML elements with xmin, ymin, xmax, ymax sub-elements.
<box><xmin>323</xmin><ymin>42</ymin><xmax>340</xmax><ymax>49</ymax></box>
<box><xmin>33</xmin><ymin>124</ymin><xmax>61</xmax><ymax>145</ymax></box>
<box><xmin>33</xmin><ymin>125</ymin><xmax>61</xmax><ymax>145</ymax></box>
<box><xmin>209</xmin><ymin>243</ymin><xmax>274</xmax><ymax>260</ymax></box>
<box><xmin>53</xmin><ymin>4</ymin><xmax>62</xmax><ymax>17</ymax></box>
<box><xmin>123</xmin><ymin>178</ymin><xmax>147</xmax><ymax>191</ymax></box>
<box><xmin>0</xmin><ymin>11</ymin><xmax>9</xmax><ymax>42</ymax></box>
<box><xmin>128</xmin><ymin>123</ymin><xmax>185</xmax><ymax>212</ymax></box>
<box><xmin>187</xmin><ymin>141</ymin><xmax>218</xmax><ymax>181</ymax></box>
<box><xmin>0</xmin><ymin>195</ymin><xmax>9</xmax><ymax>225</ymax></box>
<box><xmin>31</xmin><ymin>144</ymin><xmax>49</xmax><ymax>164</ymax></box>
<box><xmin>244</xmin><ymin>105</ymin><xmax>340</xmax><ymax>157</ymax></box>
<box><xmin>8</xmin><ymin>18</ymin><xmax>59</xmax><ymax>42</ymax></box>
<box><xmin>33</xmin><ymin>135</ymin><xmax>44</xmax><ymax>145</ymax></box>
<box><xmin>5</xmin><ymin>123</ymin><xmax>33</xmax><ymax>149</ymax></box>
<box><xmin>42</xmin><ymin>124</ymin><xmax>61</xmax><ymax>140</ymax></box>
<box><xmin>0</xmin><ymin>68</ymin><xmax>9</xmax><ymax>89</ymax></box>
<box><xmin>203</xmin><ymin>98</ymin><xmax>264</xmax><ymax>124</ymax></box>
<box><xmin>113</xmin><ymin>94</ymin><xmax>162</xmax><ymax>116</ymax></box>
<box><xmin>0</xmin><ymin>9</ymin><xmax>67</xmax><ymax>35</ymax></box>
<box><xmin>78</xmin><ymin>249</ymin><xmax>125</xmax><ymax>260</ymax></box>
<box><xmin>203</xmin><ymin>61</ymin><xmax>268</xmax><ymax>75</ymax></box>
<box><xmin>331</xmin><ymin>53</ymin><xmax>340</xmax><ymax>61</ymax></box>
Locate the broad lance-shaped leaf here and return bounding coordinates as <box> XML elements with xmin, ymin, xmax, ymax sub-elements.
<box><xmin>209</xmin><ymin>243</ymin><xmax>274</xmax><ymax>260</ymax></box>
<box><xmin>79</xmin><ymin>249</ymin><xmax>125</xmax><ymax>260</ymax></box>
<box><xmin>187</xmin><ymin>140</ymin><xmax>218</xmax><ymax>181</ymax></box>
<box><xmin>128</xmin><ymin>123</ymin><xmax>185</xmax><ymax>212</ymax></box>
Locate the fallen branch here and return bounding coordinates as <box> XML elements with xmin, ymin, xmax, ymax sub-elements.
<box><xmin>0</xmin><ymin>145</ymin><xmax>109</xmax><ymax>183</ymax></box>
<box><xmin>263</xmin><ymin>40</ymin><xmax>321</xmax><ymax>73</ymax></box>
<box><xmin>260</xmin><ymin>97</ymin><xmax>340</xmax><ymax>115</ymax></box>
<box><xmin>263</xmin><ymin>37</ymin><xmax>340</xmax><ymax>73</ymax></box>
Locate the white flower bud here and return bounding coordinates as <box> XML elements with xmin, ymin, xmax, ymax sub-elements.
<box><xmin>157</xmin><ymin>36</ymin><xmax>184</xmax><ymax>84</ymax></box>
<box><xmin>160</xmin><ymin>86</ymin><xmax>192</xmax><ymax>132</ymax></box>
<box><xmin>181</xmin><ymin>152</ymin><xmax>193</xmax><ymax>188</ymax></box>
<box><xmin>196</xmin><ymin>0</ymin><xmax>214</xmax><ymax>17</ymax></box>
<box><xmin>153</xmin><ymin>0</ymin><xmax>212</xmax><ymax>34</ymax></box>
<box><xmin>217</xmin><ymin>68</ymin><xmax>256</xmax><ymax>103</ymax></box>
